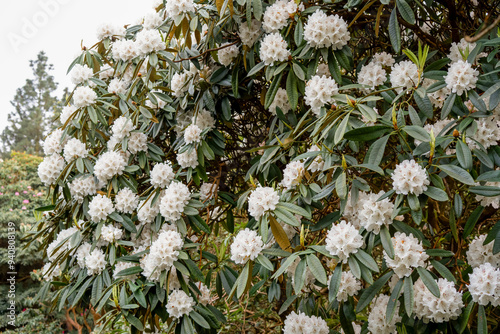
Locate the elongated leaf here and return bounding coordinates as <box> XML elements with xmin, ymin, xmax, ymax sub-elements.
<box><xmin>397</xmin><ymin>0</ymin><xmax>415</xmax><ymax>24</ymax></box>
<box><xmin>417</xmin><ymin>267</ymin><xmax>440</xmax><ymax>298</ymax></box>
<box><xmin>404</xmin><ymin>125</ymin><xmax>430</xmax><ymax>142</ymax></box>
<box><xmin>469</xmin><ymin>186</ymin><xmax>500</xmax><ymax>197</ymax></box>
<box><xmin>456</xmin><ymin>140</ymin><xmax>473</xmax><ymax>170</ymax></box>
<box><xmin>276</xmin><ymin>202</ymin><xmax>311</xmax><ymax>219</ymax></box>
<box><xmin>430</xmin><ymin>260</ymin><xmax>456</xmax><ymax>283</ymax></box>
<box><xmin>380</xmin><ymin>225</ymin><xmax>395</xmax><ymax>259</ymax></box>
<box><xmin>438</xmin><ymin>164</ymin><xmax>475</xmax><ymax>185</ymax></box>
<box><xmin>335</xmin><ymin>115</ymin><xmax>350</xmax><ymax>144</ymax></box>
<box><xmin>236</xmin><ymin>261</ymin><xmax>251</xmax><ymax>298</ymax></box>
<box><xmin>423</xmin><ymin>186</ymin><xmax>448</xmax><ymax>202</ymax></box>
<box><xmin>306</xmin><ymin>254</ymin><xmax>327</xmax><ymax>284</ymax></box>
<box><xmin>478</xmin><ymin>304</ymin><xmax>487</xmax><ymax>334</ymax></box>
<box><xmin>190</xmin><ymin>311</ymin><xmax>210</xmax><ymax>329</ymax></box>
<box><xmin>329</xmin><ymin>265</ymin><xmax>342</xmax><ymax>303</ymax></box>
<box><xmin>386</xmin><ymin>278</ymin><xmax>403</xmax><ymax>322</ymax></box>
<box><xmin>463</xmin><ymin>206</ymin><xmax>484</xmax><ymax>238</ymax></box>
<box><xmin>388</xmin><ymin>10</ymin><xmax>401</xmax><ymax>53</ymax></box>
<box><xmin>357</xmin><ymin>271</ymin><xmax>393</xmax><ymax>312</ymax></box>
<box><xmin>270</xmin><ymin>215</ymin><xmax>292</xmax><ymax>251</ymax></box>
<box><xmin>353</xmin><ymin>249</ymin><xmax>379</xmax><ymax>272</ymax></box>
<box><xmin>367</xmin><ymin>135</ymin><xmax>389</xmax><ymax>166</ymax></box>
<box><xmin>403</xmin><ymin>276</ymin><xmax>413</xmax><ymax>317</ymax></box>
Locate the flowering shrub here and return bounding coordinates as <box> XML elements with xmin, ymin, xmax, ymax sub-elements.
<box><xmin>35</xmin><ymin>0</ymin><xmax>500</xmax><ymax>333</ymax></box>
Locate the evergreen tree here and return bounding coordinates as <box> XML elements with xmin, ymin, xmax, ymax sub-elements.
<box><xmin>1</xmin><ymin>52</ymin><xmax>60</xmax><ymax>157</ymax></box>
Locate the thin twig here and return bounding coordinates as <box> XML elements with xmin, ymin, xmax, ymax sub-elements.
<box><xmin>172</xmin><ymin>41</ymin><xmax>239</xmax><ymax>63</ymax></box>
<box><xmin>465</xmin><ymin>15</ymin><xmax>500</xmax><ymax>42</ymax></box>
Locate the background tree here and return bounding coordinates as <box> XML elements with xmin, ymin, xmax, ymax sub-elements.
<box><xmin>0</xmin><ymin>52</ymin><xmax>61</xmax><ymax>158</ymax></box>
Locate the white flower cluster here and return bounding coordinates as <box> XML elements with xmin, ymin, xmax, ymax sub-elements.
<box><xmin>112</xmin><ymin>39</ymin><xmax>139</xmax><ymax>62</ymax></box>
<box><xmin>218</xmin><ymin>43</ymin><xmax>239</xmax><ymax>66</ymax></box>
<box><xmin>445</xmin><ymin>60</ymin><xmax>479</xmax><ymax>95</ymax></box>
<box><xmin>184</xmin><ymin>124</ymin><xmax>202</xmax><ymax>144</ymax></box>
<box><xmin>41</xmin><ymin>262</ymin><xmax>61</xmax><ymax>281</ymax></box>
<box><xmin>75</xmin><ymin>242</ymin><xmax>92</xmax><ymax>268</ymax></box>
<box><xmin>192</xmin><ymin>109</ymin><xmax>215</xmax><ymax>130</ymax></box>
<box><xmin>283</xmin><ymin>311</ymin><xmax>329</xmax><ymax>334</ymax></box>
<box><xmin>137</xmin><ymin>196</ymin><xmax>161</xmax><ymax>224</ymax></box>
<box><xmin>304</xmin><ymin>75</ymin><xmax>339</xmax><ymax>115</ymax></box>
<box><xmin>413</xmin><ymin>278</ymin><xmax>463</xmax><ymax>323</ymax></box>
<box><xmin>141</xmin><ymin>230</ymin><xmax>184</xmax><ymax>281</ymax></box>
<box><xmin>325</xmin><ymin>220</ymin><xmax>363</xmax><ymax>263</ymax></box>
<box><xmin>260</xmin><ymin>33</ymin><xmax>290</xmax><ymax>66</ymax></box>
<box><xmin>63</xmin><ymin>138</ymin><xmax>88</xmax><ymax>162</ymax></box>
<box><xmin>69</xmin><ymin>176</ymin><xmax>97</xmax><ymax>202</ymax></box>
<box><xmin>151</xmin><ymin>162</ymin><xmax>175</xmax><ymax>188</ymax></box>
<box><xmin>164</xmin><ymin>0</ymin><xmax>195</xmax><ymax>18</ymax></box>
<box><xmin>262</xmin><ymin>0</ymin><xmax>297</xmax><ymax>32</ymax></box>
<box><xmin>306</xmin><ymin>145</ymin><xmax>324</xmax><ymax>172</ymax></box>
<box><xmin>177</xmin><ymin>149</ymin><xmax>199</xmax><ymax>169</ymax></box>
<box><xmin>230</xmin><ymin>228</ymin><xmax>264</xmax><ymax>264</ymax></box>
<box><xmin>281</xmin><ymin>161</ymin><xmax>305</xmax><ymax>189</ymax></box>
<box><xmin>467</xmin><ymin>116</ymin><xmax>500</xmax><ymax>150</ymax></box>
<box><xmin>239</xmin><ymin>20</ymin><xmax>262</xmax><ymax>47</ymax></box>
<box><xmin>269</xmin><ymin>88</ymin><xmax>291</xmax><ymax>115</ymax></box>
<box><xmin>88</xmin><ymin>194</ymin><xmax>114</xmax><ymax>222</ymax></box>
<box><xmin>385</xmin><ymin>232</ymin><xmax>429</xmax><ymax>278</ymax></box>
<box><xmin>96</xmin><ymin>23</ymin><xmax>124</xmax><ymax>40</ymax></box>
<box><xmin>143</xmin><ymin>10</ymin><xmax>164</xmax><ymax>29</ymax></box>
<box><xmin>128</xmin><ymin>132</ymin><xmax>148</xmax><ymax>154</ymax></box>
<box><xmin>85</xmin><ymin>248</ymin><xmax>107</xmax><ymax>276</ymax></box>
<box><xmin>328</xmin><ymin>271</ymin><xmax>362</xmax><ymax>302</ymax></box>
<box><xmin>358</xmin><ymin>62</ymin><xmax>387</xmax><ymax>90</ymax></box>
<box><xmin>346</xmin><ymin>191</ymin><xmax>394</xmax><ymax>234</ymax></box>
<box><xmin>94</xmin><ymin>151</ymin><xmax>127</xmax><ymax>183</ymax></box>
<box><xmin>368</xmin><ymin>294</ymin><xmax>401</xmax><ymax>334</ymax></box>
<box><xmin>200</xmin><ymin>182</ymin><xmax>218</xmax><ymax>201</ymax></box>
<box><xmin>372</xmin><ymin>52</ymin><xmax>395</xmax><ymax>67</ymax></box>
<box><xmin>196</xmin><ymin>282</ymin><xmax>212</xmax><ymax>305</ymax></box>
<box><xmin>43</xmin><ymin>129</ymin><xmax>65</xmax><ymax>155</ymax></box>
<box><xmin>448</xmin><ymin>38</ymin><xmax>479</xmax><ymax>63</ymax></box>
<box><xmin>108</xmin><ymin>78</ymin><xmax>129</xmax><ymax>95</ymax></box>
<box><xmin>70</xmin><ymin>64</ymin><xmax>93</xmax><ymax>85</ymax></box>
<box><xmin>390</xmin><ymin>60</ymin><xmax>420</xmax><ymax>92</ymax></box>
<box><xmin>101</xmin><ymin>225</ymin><xmax>123</xmax><ymax>243</ymax></box>
<box><xmin>304</xmin><ymin>10</ymin><xmax>350</xmax><ymax>50</ymax></box>
<box><xmin>113</xmin><ymin>261</ymin><xmax>138</xmax><ymax>280</ymax></box>
<box><xmin>160</xmin><ymin>182</ymin><xmax>191</xmax><ymax>222</ymax></box>
<box><xmin>391</xmin><ymin>159</ymin><xmax>429</xmax><ymax>195</ymax></box>
<box><xmin>247</xmin><ymin>186</ymin><xmax>280</xmax><ymax>219</ymax></box>
<box><xmin>115</xmin><ymin>187</ymin><xmax>139</xmax><ymax>213</ymax></box>
<box><xmin>467</xmin><ymin>234</ymin><xmax>500</xmax><ymax>268</ymax></box>
<box><xmin>111</xmin><ymin>116</ymin><xmax>135</xmax><ymax>141</ymax></box>
<box><xmin>73</xmin><ymin>86</ymin><xmax>97</xmax><ymax>108</ymax></box>
<box><xmin>171</xmin><ymin>72</ymin><xmax>191</xmax><ymax>97</ymax></box>
<box><xmin>135</xmin><ymin>29</ymin><xmax>166</xmax><ymax>56</ymax></box>
<box><xmin>475</xmin><ymin>180</ymin><xmax>500</xmax><ymax>209</ymax></box>
<box><xmin>468</xmin><ymin>263</ymin><xmax>500</xmax><ymax>306</ymax></box>
<box><xmin>47</xmin><ymin>227</ymin><xmax>79</xmax><ymax>261</ymax></box>
<box><xmin>38</xmin><ymin>154</ymin><xmax>65</xmax><ymax>186</ymax></box>
<box><xmin>60</xmin><ymin>105</ymin><xmax>77</xmax><ymax>125</ymax></box>
<box><xmin>166</xmin><ymin>289</ymin><xmax>195</xmax><ymax>319</ymax></box>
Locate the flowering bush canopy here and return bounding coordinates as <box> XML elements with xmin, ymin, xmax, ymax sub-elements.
<box><xmin>34</xmin><ymin>0</ymin><xmax>500</xmax><ymax>333</ymax></box>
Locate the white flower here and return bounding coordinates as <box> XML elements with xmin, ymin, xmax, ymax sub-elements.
<box><xmin>108</xmin><ymin>78</ymin><xmax>129</xmax><ymax>95</ymax></box>
<box><xmin>281</xmin><ymin>161</ymin><xmax>305</xmax><ymax>189</ymax></box>
<box><xmin>196</xmin><ymin>282</ymin><xmax>212</xmax><ymax>305</ymax></box>
<box><xmin>151</xmin><ymin>162</ymin><xmax>175</xmax><ymax>188</ymax></box>
<box><xmin>422</xmin><ymin>79</ymin><xmax>451</xmax><ymax>108</ymax></box>
<box><xmin>160</xmin><ymin>182</ymin><xmax>191</xmax><ymax>222</ymax></box>
<box><xmin>200</xmin><ymin>182</ymin><xmax>218</xmax><ymax>201</ymax></box>
<box><xmin>262</xmin><ymin>0</ymin><xmax>297</xmax><ymax>33</ymax></box>
<box><xmin>177</xmin><ymin>149</ymin><xmax>199</xmax><ymax>169</ymax></box>
<box><xmin>468</xmin><ymin>263</ymin><xmax>500</xmax><ymax>306</ymax></box>
<box><xmin>73</xmin><ymin>86</ymin><xmax>97</xmax><ymax>108</ymax></box>
<box><xmin>286</xmin><ymin>257</ymin><xmax>317</xmax><ymax>294</ymax></box>
<box><xmin>143</xmin><ymin>10</ymin><xmax>164</xmax><ymax>29</ymax></box>
<box><xmin>306</xmin><ymin>145</ymin><xmax>324</xmax><ymax>172</ymax></box>
<box><xmin>38</xmin><ymin>154</ymin><xmax>65</xmax><ymax>186</ymax></box>
<box><xmin>304</xmin><ymin>75</ymin><xmax>338</xmax><ymax>115</ymax></box>
<box><xmin>164</xmin><ymin>0</ymin><xmax>195</xmax><ymax>18</ymax></box>
<box><xmin>358</xmin><ymin>62</ymin><xmax>386</xmax><ymax>90</ymax></box>
<box><xmin>70</xmin><ymin>64</ymin><xmax>93</xmax><ymax>85</ymax></box>
<box><xmin>414</xmin><ymin>118</ymin><xmax>452</xmax><ymax>149</ymax></box>
<box><xmin>99</xmin><ymin>65</ymin><xmax>114</xmax><ymax>80</ymax></box>
<box><xmin>41</xmin><ymin>262</ymin><xmax>61</xmax><ymax>281</ymax></box>
<box><xmin>88</xmin><ymin>194</ymin><xmax>114</xmax><ymax>222</ymax></box>
<box><xmin>142</xmin><ymin>230</ymin><xmax>184</xmax><ymax>281</ymax></box>
<box><xmin>43</xmin><ymin>129</ymin><xmax>65</xmax><ymax>155</ymax></box>
<box><xmin>166</xmin><ymin>290</ymin><xmax>195</xmax><ymax>319</ymax></box>
<box><xmin>113</xmin><ymin>261</ymin><xmax>138</xmax><ymax>280</ymax></box>
<box><xmin>341</xmin><ymin>324</ymin><xmax>362</xmax><ymax>334</ymax></box>
<box><xmin>316</xmin><ymin>63</ymin><xmax>331</xmax><ymax>77</ymax></box>
<box><xmin>96</xmin><ymin>23</ymin><xmax>124</xmax><ymax>40</ymax></box>
<box><xmin>384</xmin><ymin>232</ymin><xmax>429</xmax><ymax>278</ymax></box>
<box><xmin>230</xmin><ymin>228</ymin><xmax>264</xmax><ymax>264</ymax></box>
<box><xmin>304</xmin><ymin>10</ymin><xmax>350</xmax><ymax>50</ymax></box>
<box><xmin>85</xmin><ymin>248</ymin><xmax>106</xmax><ymax>276</ymax></box>
<box><xmin>94</xmin><ymin>151</ymin><xmax>127</xmax><ymax>183</ymax></box>
<box><xmin>75</xmin><ymin>242</ymin><xmax>92</xmax><ymax>268</ymax></box>
<box><xmin>146</xmin><ymin>90</ymin><xmax>167</xmax><ymax>110</ymax></box>
<box><xmin>112</xmin><ymin>39</ymin><xmax>139</xmax><ymax>62</ymax></box>
<box><xmin>260</xmin><ymin>33</ymin><xmax>290</xmax><ymax>66</ymax></box>
<box><xmin>46</xmin><ymin>227</ymin><xmax>79</xmax><ymax>261</ymax></box>
<box><xmin>135</xmin><ymin>29</ymin><xmax>166</xmax><ymax>56</ymax></box>
<box><xmin>218</xmin><ymin>43</ymin><xmax>239</xmax><ymax>66</ymax></box>
<box><xmin>239</xmin><ymin>20</ymin><xmax>262</xmax><ymax>47</ymax></box>
<box><xmin>391</xmin><ymin>159</ymin><xmax>429</xmax><ymax>195</ymax></box>
<box><xmin>368</xmin><ymin>295</ymin><xmax>401</xmax><ymax>334</ymax></box>
<box><xmin>328</xmin><ymin>271</ymin><xmax>362</xmax><ymax>302</ymax></box>
<box><xmin>69</xmin><ymin>176</ymin><xmax>97</xmax><ymax>202</ymax></box>
<box><xmin>171</xmin><ymin>72</ymin><xmax>191</xmax><ymax>97</ymax></box>
<box><xmin>60</xmin><ymin>105</ymin><xmax>77</xmax><ymax>125</ymax></box>
<box><xmin>466</xmin><ymin>116</ymin><xmax>500</xmax><ymax>150</ymax></box>
<box><xmin>115</xmin><ymin>188</ymin><xmax>139</xmax><ymax>214</ymax></box>
<box><xmin>247</xmin><ymin>186</ymin><xmax>280</xmax><ymax>219</ymax></box>
<box><xmin>445</xmin><ymin>60</ymin><xmax>479</xmax><ymax>95</ymax></box>
<box><xmin>325</xmin><ymin>220</ymin><xmax>363</xmax><ymax>263</ymax></box>
<box><xmin>390</xmin><ymin>60</ymin><xmax>420</xmax><ymax>92</ymax></box>
<box><xmin>128</xmin><ymin>132</ymin><xmax>148</xmax><ymax>154</ymax></box>
<box><xmin>372</xmin><ymin>52</ymin><xmax>395</xmax><ymax>67</ymax></box>
<box><xmin>283</xmin><ymin>311</ymin><xmax>329</xmax><ymax>334</ymax></box>
<box><xmin>192</xmin><ymin>109</ymin><xmax>215</xmax><ymax>130</ymax></box>
<box><xmin>269</xmin><ymin>88</ymin><xmax>291</xmax><ymax>115</ymax></box>
<box><xmin>448</xmin><ymin>38</ymin><xmax>477</xmax><ymax>63</ymax></box>
<box><xmin>413</xmin><ymin>278</ymin><xmax>463</xmax><ymax>323</ymax></box>
<box><xmin>184</xmin><ymin>124</ymin><xmax>202</xmax><ymax>144</ymax></box>
<box><xmin>137</xmin><ymin>196</ymin><xmax>161</xmax><ymax>224</ymax></box>
<box><xmin>111</xmin><ymin>116</ymin><xmax>135</xmax><ymax>141</ymax></box>
<box><xmin>63</xmin><ymin>138</ymin><xmax>88</xmax><ymax>162</ymax></box>
<box><xmin>356</xmin><ymin>191</ymin><xmax>394</xmax><ymax>234</ymax></box>
<box><xmin>467</xmin><ymin>234</ymin><xmax>500</xmax><ymax>268</ymax></box>
<box><xmin>101</xmin><ymin>224</ymin><xmax>123</xmax><ymax>243</ymax></box>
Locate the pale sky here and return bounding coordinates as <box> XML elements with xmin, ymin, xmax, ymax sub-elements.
<box><xmin>0</xmin><ymin>0</ymin><xmax>156</xmax><ymax>134</ymax></box>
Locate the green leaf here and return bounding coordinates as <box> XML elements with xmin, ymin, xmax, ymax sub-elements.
<box><xmin>339</xmin><ymin>303</ymin><xmax>355</xmax><ymax>334</ymax></box>
<box><xmin>353</xmin><ymin>249</ymin><xmax>379</xmax><ymax>272</ymax></box>
<box><xmin>306</xmin><ymin>254</ymin><xmax>327</xmax><ymax>284</ymax></box>
<box><xmin>458</xmin><ymin>301</ymin><xmax>475</xmax><ymax>334</ymax></box>
<box><xmin>438</xmin><ymin>164</ymin><xmax>475</xmax><ymax>185</ymax></box>
<box><xmin>463</xmin><ymin>206</ymin><xmax>484</xmax><ymax>238</ymax></box>
<box><xmin>403</xmin><ymin>276</ymin><xmax>414</xmax><ymax>317</ymax></box>
<box><xmin>388</xmin><ymin>9</ymin><xmax>401</xmax><ymax>53</ymax></box>
<box><xmin>276</xmin><ymin>202</ymin><xmax>311</xmax><ymax>219</ymax></box>
<box><xmin>344</xmin><ymin>125</ymin><xmax>391</xmax><ymax>141</ymax></box>
<box><xmin>417</xmin><ymin>267</ymin><xmax>440</xmax><ymax>298</ymax></box>
<box><xmin>286</xmin><ymin>71</ymin><xmax>298</xmax><ymax>110</ymax></box>
<box><xmin>236</xmin><ymin>261</ymin><xmax>251</xmax><ymax>298</ymax></box>
<box><xmin>477</xmin><ymin>170</ymin><xmax>500</xmax><ymax>182</ymax></box>
<box><xmin>335</xmin><ymin>172</ymin><xmax>347</xmax><ymax>199</ymax></box>
<box><xmin>477</xmin><ymin>304</ymin><xmax>487</xmax><ymax>334</ymax></box>
<box><xmin>423</xmin><ymin>186</ymin><xmax>448</xmax><ymax>202</ymax></box>
<box><xmin>357</xmin><ymin>271</ymin><xmax>393</xmax><ymax>312</ymax></box>
<box><xmin>334</xmin><ymin>115</ymin><xmax>350</xmax><ymax>145</ymax></box>
<box><xmin>404</xmin><ymin>125</ymin><xmax>430</xmax><ymax>142</ymax></box>
<box><xmin>256</xmin><ymin>254</ymin><xmax>274</xmax><ymax>271</ymax></box>
<box><xmin>380</xmin><ymin>225</ymin><xmax>395</xmax><ymax>259</ymax></box>
<box><xmin>264</xmin><ymin>72</ymin><xmax>284</xmax><ymax>109</ymax></box>
<box><xmin>367</xmin><ymin>135</ymin><xmax>389</xmax><ymax>166</ymax></box>
<box><xmin>126</xmin><ymin>313</ymin><xmax>144</xmax><ymax>331</ymax></box>
<box><xmin>430</xmin><ymin>260</ymin><xmax>456</xmax><ymax>283</ymax></box>
<box><xmin>397</xmin><ymin>0</ymin><xmax>416</xmax><ymax>24</ymax></box>
<box><xmin>272</xmin><ymin>253</ymin><xmax>299</xmax><ymax>279</ymax></box>
<box><xmin>329</xmin><ymin>265</ymin><xmax>342</xmax><ymax>303</ymax></box>
<box><xmin>456</xmin><ymin>140</ymin><xmax>473</xmax><ymax>170</ymax></box>
<box><xmin>253</xmin><ymin>0</ymin><xmax>263</xmax><ymax>20</ymax></box>
<box><xmin>116</xmin><ymin>266</ymin><xmax>143</xmax><ymax>277</ymax></box>
<box><xmin>469</xmin><ymin>186</ymin><xmax>500</xmax><ymax>197</ymax></box>
<box><xmin>294</xmin><ymin>258</ymin><xmax>307</xmax><ymax>293</ymax></box>
<box><xmin>441</xmin><ymin>93</ymin><xmax>456</xmax><ymax>119</ymax></box>
<box><xmin>278</xmin><ymin>295</ymin><xmax>298</xmax><ymax>314</ymax></box>
<box><xmin>386</xmin><ymin>278</ymin><xmax>403</xmax><ymax>322</ymax></box>
<box><xmin>190</xmin><ymin>311</ymin><xmax>210</xmax><ymax>329</ymax></box>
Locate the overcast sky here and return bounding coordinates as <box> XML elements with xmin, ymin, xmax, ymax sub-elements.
<box><xmin>0</xmin><ymin>0</ymin><xmax>155</xmax><ymax>134</ymax></box>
